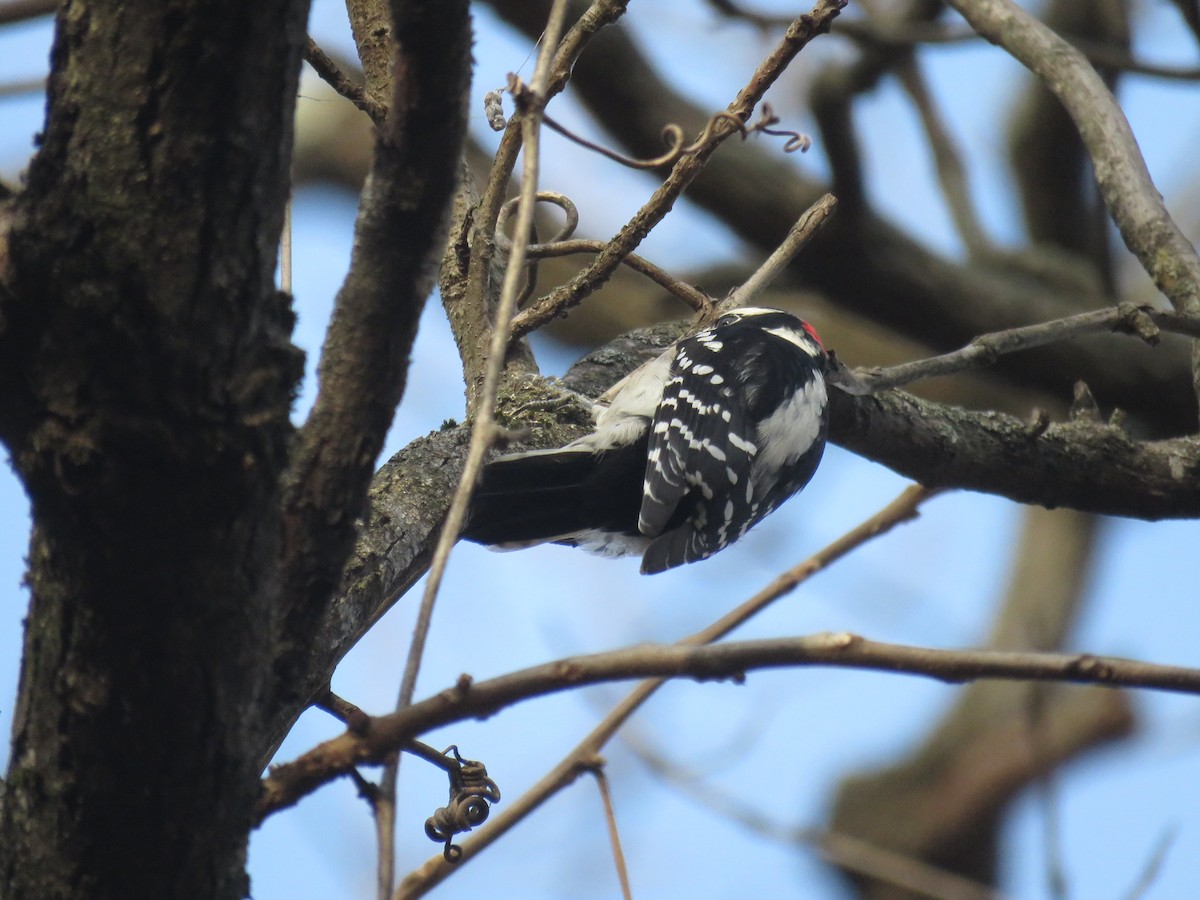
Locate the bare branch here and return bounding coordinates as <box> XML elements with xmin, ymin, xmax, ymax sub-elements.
<box><xmin>0</xmin><ymin>0</ymin><xmax>54</xmax><ymax>27</ymax></box>
<box><xmin>856</xmin><ymin>304</ymin><xmax>1200</xmax><ymax>392</ymax></box>
<box><xmin>945</xmin><ymin>0</ymin><xmax>1200</xmax><ymax>408</ymax></box>
<box><xmin>304</xmin><ymin>37</ymin><xmax>387</xmax><ymax>126</ymax></box>
<box><xmin>1121</xmin><ymin>827</ymin><xmax>1179</xmax><ymax>900</ymax></box>
<box><xmin>831</xmin><ymin>388</ymin><xmax>1200</xmax><ymax>519</ymax></box>
<box><xmin>719</xmin><ymin>194</ymin><xmax>837</xmax><ymax>313</ymax></box>
<box><xmin>894</xmin><ymin>55</ymin><xmax>993</xmax><ymax>255</ymax></box>
<box><xmin>626</xmin><ymin>737</ymin><xmax>1010</xmax><ymax>900</ymax></box>
<box><xmin>460</xmin><ymin>0</ymin><xmax>633</xmax><ymax>393</ymax></box>
<box><xmin>261</xmin><ymin>631</ymin><xmax>1200</xmax><ymax>824</ymax></box>
<box><xmin>507</xmin><ymin>0</ymin><xmax>848</xmax><ymax>340</ymax></box>
<box><xmin>272</xmin><ymin>0</ymin><xmax>471</xmax><ymax>716</ymax></box>
<box><xmin>540</xmin><ymin>103</ymin><xmax>809</xmax><ymax>171</ymax></box>
<box><xmin>706</xmin><ymin>9</ymin><xmax>1200</xmax><ymax>81</ymax></box>
<box><xmin>592</xmin><ymin>767</ymin><xmax>633</xmax><ymax>900</ymax></box>
<box><xmin>493</xmin><ymin>190</ymin><xmax>709</xmax><ymax>311</ymax></box>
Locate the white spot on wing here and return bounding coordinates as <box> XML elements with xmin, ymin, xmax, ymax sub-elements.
<box><xmin>728</xmin><ymin>432</ymin><xmax>757</xmax><ymax>455</ymax></box>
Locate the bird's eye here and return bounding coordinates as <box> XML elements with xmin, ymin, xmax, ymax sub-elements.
<box><xmin>717</xmin><ymin>314</ymin><xmax>739</xmax><ymax>328</ymax></box>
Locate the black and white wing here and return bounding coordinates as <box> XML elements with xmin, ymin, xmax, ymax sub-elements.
<box><xmin>637</xmin><ymin>327</ymin><xmax>760</xmax><ymax>574</ymax></box>
<box><xmin>463</xmin><ymin>306</ymin><xmax>829</xmax><ymax>575</ymax></box>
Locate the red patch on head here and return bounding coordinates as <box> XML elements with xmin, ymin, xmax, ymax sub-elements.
<box><xmin>801</xmin><ymin>321</ymin><xmax>824</xmax><ymax>348</ymax></box>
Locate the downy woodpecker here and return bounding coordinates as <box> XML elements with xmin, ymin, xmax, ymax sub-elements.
<box><xmin>461</xmin><ymin>307</ymin><xmax>829</xmax><ymax>574</ymax></box>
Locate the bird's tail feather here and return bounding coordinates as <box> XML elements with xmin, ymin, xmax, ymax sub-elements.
<box><xmin>461</xmin><ymin>443</ymin><xmax>645</xmax><ymax>547</ymax></box>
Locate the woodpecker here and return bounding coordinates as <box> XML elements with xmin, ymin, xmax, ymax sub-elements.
<box><xmin>461</xmin><ymin>307</ymin><xmax>829</xmax><ymax>574</ymax></box>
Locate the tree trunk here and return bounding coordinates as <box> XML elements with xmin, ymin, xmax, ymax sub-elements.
<box><xmin>0</xmin><ymin>0</ymin><xmax>309</xmax><ymax>896</ymax></box>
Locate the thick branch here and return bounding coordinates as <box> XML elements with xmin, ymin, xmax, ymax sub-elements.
<box><xmin>831</xmin><ymin>388</ymin><xmax>1200</xmax><ymax>519</ymax></box>
<box><xmin>274</xmin><ymin>1</ymin><xmax>471</xmax><ymax>695</ymax></box>
<box><xmin>564</xmin><ymin>321</ymin><xmax>1200</xmax><ymax>519</ymax></box>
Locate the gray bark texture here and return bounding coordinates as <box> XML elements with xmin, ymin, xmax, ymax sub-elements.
<box><xmin>0</xmin><ymin>1</ymin><xmax>470</xmax><ymax>897</ymax></box>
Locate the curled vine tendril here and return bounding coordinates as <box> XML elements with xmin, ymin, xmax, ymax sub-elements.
<box><xmin>494</xmin><ymin>191</ymin><xmax>579</xmax><ymax>253</ymax></box>
<box><xmin>423</xmin><ymin>746</ymin><xmax>501</xmax><ymax>864</ymax></box>
<box><xmin>493</xmin><ymin>191</ymin><xmax>711</xmax><ymax>314</ymax></box>
<box><xmin>499</xmin><ymin>73</ymin><xmax>808</xmax><ymax>171</ymax></box>
<box><xmin>746</xmin><ymin>102</ymin><xmax>811</xmax><ymax>152</ymax></box>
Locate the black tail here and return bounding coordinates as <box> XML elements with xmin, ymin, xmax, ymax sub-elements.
<box><xmin>461</xmin><ymin>439</ymin><xmax>647</xmax><ymax>547</ymax></box>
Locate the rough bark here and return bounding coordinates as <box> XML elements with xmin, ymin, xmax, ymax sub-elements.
<box><xmin>270</xmin><ymin>0</ymin><xmax>472</xmax><ymax>729</ymax></box>
<box><xmin>0</xmin><ymin>1</ymin><xmax>309</xmax><ymax>897</ymax></box>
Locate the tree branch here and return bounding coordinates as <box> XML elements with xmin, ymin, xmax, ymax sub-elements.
<box><xmin>450</xmin><ymin>0</ymin><xmax>632</xmax><ymax>406</ymax></box>
<box><xmin>304</xmin><ymin>37</ymin><xmax>387</xmax><ymax>126</ymax></box>
<box><xmin>945</xmin><ymin>0</ymin><xmax>1200</xmax><ymax>408</ymax></box>
<box><xmin>272</xmin><ymin>0</ymin><xmax>471</xmax><ymax>712</ymax></box>
<box><xmin>486</xmin><ymin>0</ymin><xmax>1199</xmax><ymax>435</ymax></box>
<box><xmin>0</xmin><ymin>0</ymin><xmax>54</xmax><ymax>27</ymax></box>
<box><xmin>857</xmin><ymin>304</ymin><xmax>1200</xmax><ymax>392</ymax></box>
<box><xmin>831</xmin><ymin>388</ymin><xmax>1200</xmax><ymax>519</ymax></box>
<box><xmin>259</xmin><ymin>633</ymin><xmax>1199</xmax><ymax>823</ymax></box>
<box><xmin>507</xmin><ymin>0</ymin><xmax>848</xmax><ymax>339</ymax></box>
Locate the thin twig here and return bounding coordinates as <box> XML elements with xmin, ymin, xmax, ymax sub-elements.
<box><xmin>1025</xmin><ymin>686</ymin><xmax>1070</xmax><ymax>900</ymax></box>
<box><xmin>304</xmin><ymin>36</ymin><xmax>388</xmax><ymax>126</ymax></box>
<box><xmin>348</xmin><ymin>768</ymin><xmax>383</xmax><ymax>812</ymax></box>
<box><xmin>0</xmin><ymin>0</ymin><xmax>54</xmax><ymax>26</ymax></box>
<box><xmin>539</xmin><ymin>104</ymin><xmax>808</xmax><ymax>171</ymax></box>
<box><xmin>626</xmin><ymin>736</ymin><xmax>1008</xmax><ymax>900</ymax></box>
<box><xmin>462</xmin><ymin>0</ymin><xmax>632</xmax><ymax>390</ymax></box>
<box><xmin>280</xmin><ymin>193</ymin><xmax>293</xmax><ymax>295</ymax></box>
<box><xmin>531</xmin><ymin>239</ymin><xmax>712</xmax><ymax>311</ymax></box>
<box><xmin>853</xmin><ymin>303</ymin><xmax>1200</xmax><ymax>393</ymax></box>
<box><xmin>373</xmin><ymin>767</ymin><xmax>397</xmax><ymax>900</ymax></box>
<box><xmin>316</xmin><ymin>692</ymin><xmax>462</xmax><ymax>773</ymax></box>
<box><xmin>0</xmin><ymin>77</ymin><xmax>44</xmax><ymax>98</ymax></box>
<box><xmin>1121</xmin><ymin>826</ymin><xmax>1178</xmax><ymax>900</ymax></box>
<box><xmin>849</xmin><ymin>20</ymin><xmax>1200</xmax><ymax>81</ymax></box>
<box><xmin>717</xmin><ymin>194</ymin><xmax>837</xmax><ymax>315</ymax></box>
<box><xmin>591</xmin><ymin>765</ymin><xmax>633</xmax><ymax>900</ymax></box>
<box><xmin>507</xmin><ymin>0</ymin><xmax>848</xmax><ymax>340</ymax></box>
<box><xmin>378</xmin><ymin>4</ymin><xmax>571</xmax><ymax>896</ymax></box>
<box><xmin>542</xmin><ymin>114</ymin><xmax>691</xmax><ymax>170</ymax></box>
<box><xmin>708</xmin><ymin>6</ymin><xmax>1200</xmax><ymax>80</ymax></box>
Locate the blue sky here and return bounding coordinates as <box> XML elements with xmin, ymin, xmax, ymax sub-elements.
<box><xmin>3</xmin><ymin>2</ymin><xmax>1200</xmax><ymax>897</ymax></box>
